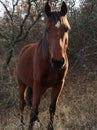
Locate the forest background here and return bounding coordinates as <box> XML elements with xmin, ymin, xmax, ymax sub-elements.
<box><xmin>0</xmin><ymin>0</ymin><xmax>97</xmax><ymax>129</ymax></box>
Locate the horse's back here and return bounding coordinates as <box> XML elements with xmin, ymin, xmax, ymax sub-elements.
<box><xmin>17</xmin><ymin>43</ymin><xmax>37</xmax><ymax>86</ymax></box>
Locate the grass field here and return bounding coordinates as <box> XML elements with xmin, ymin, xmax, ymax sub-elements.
<box><xmin>0</xmin><ymin>57</ymin><xmax>97</xmax><ymax>130</ymax></box>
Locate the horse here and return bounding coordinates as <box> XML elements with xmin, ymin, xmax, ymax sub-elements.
<box><xmin>17</xmin><ymin>1</ymin><xmax>70</xmax><ymax>130</ymax></box>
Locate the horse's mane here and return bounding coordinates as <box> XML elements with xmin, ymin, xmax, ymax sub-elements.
<box><xmin>39</xmin><ymin>29</ymin><xmax>48</xmax><ymax>59</ymax></box>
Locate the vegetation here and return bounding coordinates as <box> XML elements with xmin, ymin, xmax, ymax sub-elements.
<box><xmin>0</xmin><ymin>0</ymin><xmax>97</xmax><ymax>129</ymax></box>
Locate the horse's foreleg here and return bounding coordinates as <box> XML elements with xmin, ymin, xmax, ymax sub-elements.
<box><xmin>18</xmin><ymin>79</ymin><xmax>26</xmax><ymax>124</ymax></box>
<box><xmin>25</xmin><ymin>86</ymin><xmax>33</xmax><ymax>107</ymax></box>
<box><xmin>28</xmin><ymin>82</ymin><xmax>46</xmax><ymax>130</ymax></box>
<box><xmin>48</xmin><ymin>81</ymin><xmax>64</xmax><ymax>130</ymax></box>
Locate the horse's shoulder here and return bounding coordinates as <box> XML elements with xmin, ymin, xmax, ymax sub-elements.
<box><xmin>19</xmin><ymin>43</ymin><xmax>37</xmax><ymax>57</ymax></box>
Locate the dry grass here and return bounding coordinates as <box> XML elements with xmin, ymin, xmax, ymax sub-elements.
<box><xmin>0</xmin><ymin>58</ymin><xmax>97</xmax><ymax>130</ymax></box>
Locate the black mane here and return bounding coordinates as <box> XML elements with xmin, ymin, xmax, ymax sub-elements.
<box><xmin>39</xmin><ymin>29</ymin><xmax>48</xmax><ymax>59</ymax></box>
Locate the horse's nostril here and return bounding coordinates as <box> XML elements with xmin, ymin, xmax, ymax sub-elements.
<box><xmin>51</xmin><ymin>57</ymin><xmax>65</xmax><ymax>69</ymax></box>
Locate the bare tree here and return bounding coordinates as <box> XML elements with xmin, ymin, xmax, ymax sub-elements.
<box><xmin>0</xmin><ymin>0</ymin><xmax>77</xmax><ymax>65</ymax></box>
<box><xmin>68</xmin><ymin>0</ymin><xmax>97</xmax><ymax>72</ymax></box>
<box><xmin>0</xmin><ymin>0</ymin><xmax>45</xmax><ymax>65</ymax></box>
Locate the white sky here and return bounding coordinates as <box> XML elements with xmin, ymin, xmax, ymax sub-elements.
<box><xmin>75</xmin><ymin>0</ymin><xmax>80</xmax><ymax>8</ymax></box>
<box><xmin>0</xmin><ymin>0</ymin><xmax>80</xmax><ymax>17</ymax></box>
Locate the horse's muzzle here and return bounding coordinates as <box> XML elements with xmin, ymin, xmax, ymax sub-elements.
<box><xmin>51</xmin><ymin>57</ymin><xmax>65</xmax><ymax>69</ymax></box>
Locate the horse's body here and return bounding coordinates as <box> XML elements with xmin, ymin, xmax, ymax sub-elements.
<box><xmin>17</xmin><ymin>2</ymin><xmax>70</xmax><ymax>130</ymax></box>
<box><xmin>17</xmin><ymin>43</ymin><xmax>67</xmax><ymax>88</ymax></box>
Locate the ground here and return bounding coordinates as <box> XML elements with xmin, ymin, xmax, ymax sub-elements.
<box><xmin>0</xmin><ymin>57</ymin><xmax>97</xmax><ymax>130</ymax></box>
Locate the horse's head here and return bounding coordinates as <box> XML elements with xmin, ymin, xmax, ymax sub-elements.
<box><xmin>45</xmin><ymin>1</ymin><xmax>70</xmax><ymax>69</ymax></box>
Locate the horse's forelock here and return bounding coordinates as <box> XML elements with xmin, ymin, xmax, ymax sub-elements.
<box><xmin>48</xmin><ymin>11</ymin><xmax>60</xmax><ymax>24</ymax></box>
<box><xmin>48</xmin><ymin>12</ymin><xmax>70</xmax><ymax>30</ymax></box>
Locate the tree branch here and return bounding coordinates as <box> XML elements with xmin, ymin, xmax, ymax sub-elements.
<box><xmin>15</xmin><ymin>10</ymin><xmax>42</xmax><ymax>43</ymax></box>
<box><xmin>0</xmin><ymin>0</ymin><xmax>12</xmax><ymax>21</ymax></box>
<box><xmin>12</xmin><ymin>0</ymin><xmax>19</xmax><ymax>17</ymax></box>
<box><xmin>16</xmin><ymin>0</ymin><xmax>31</xmax><ymax>40</ymax></box>
<box><xmin>0</xmin><ymin>32</ymin><xmax>8</xmax><ymax>40</ymax></box>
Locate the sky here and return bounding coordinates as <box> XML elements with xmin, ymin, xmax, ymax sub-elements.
<box><xmin>0</xmin><ymin>0</ymin><xmax>80</xmax><ymax>17</ymax></box>
<box><xmin>75</xmin><ymin>0</ymin><xmax>80</xmax><ymax>8</ymax></box>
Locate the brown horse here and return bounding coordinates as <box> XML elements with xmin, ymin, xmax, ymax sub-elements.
<box><xmin>17</xmin><ymin>1</ymin><xmax>70</xmax><ymax>130</ymax></box>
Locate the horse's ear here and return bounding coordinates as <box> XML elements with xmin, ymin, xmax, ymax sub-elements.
<box><xmin>60</xmin><ymin>1</ymin><xmax>67</xmax><ymax>16</ymax></box>
<box><xmin>45</xmin><ymin>2</ymin><xmax>51</xmax><ymax>17</ymax></box>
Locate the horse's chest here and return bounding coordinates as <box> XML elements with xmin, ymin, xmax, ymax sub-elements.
<box><xmin>45</xmin><ymin>69</ymin><xmax>65</xmax><ymax>87</ymax></box>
